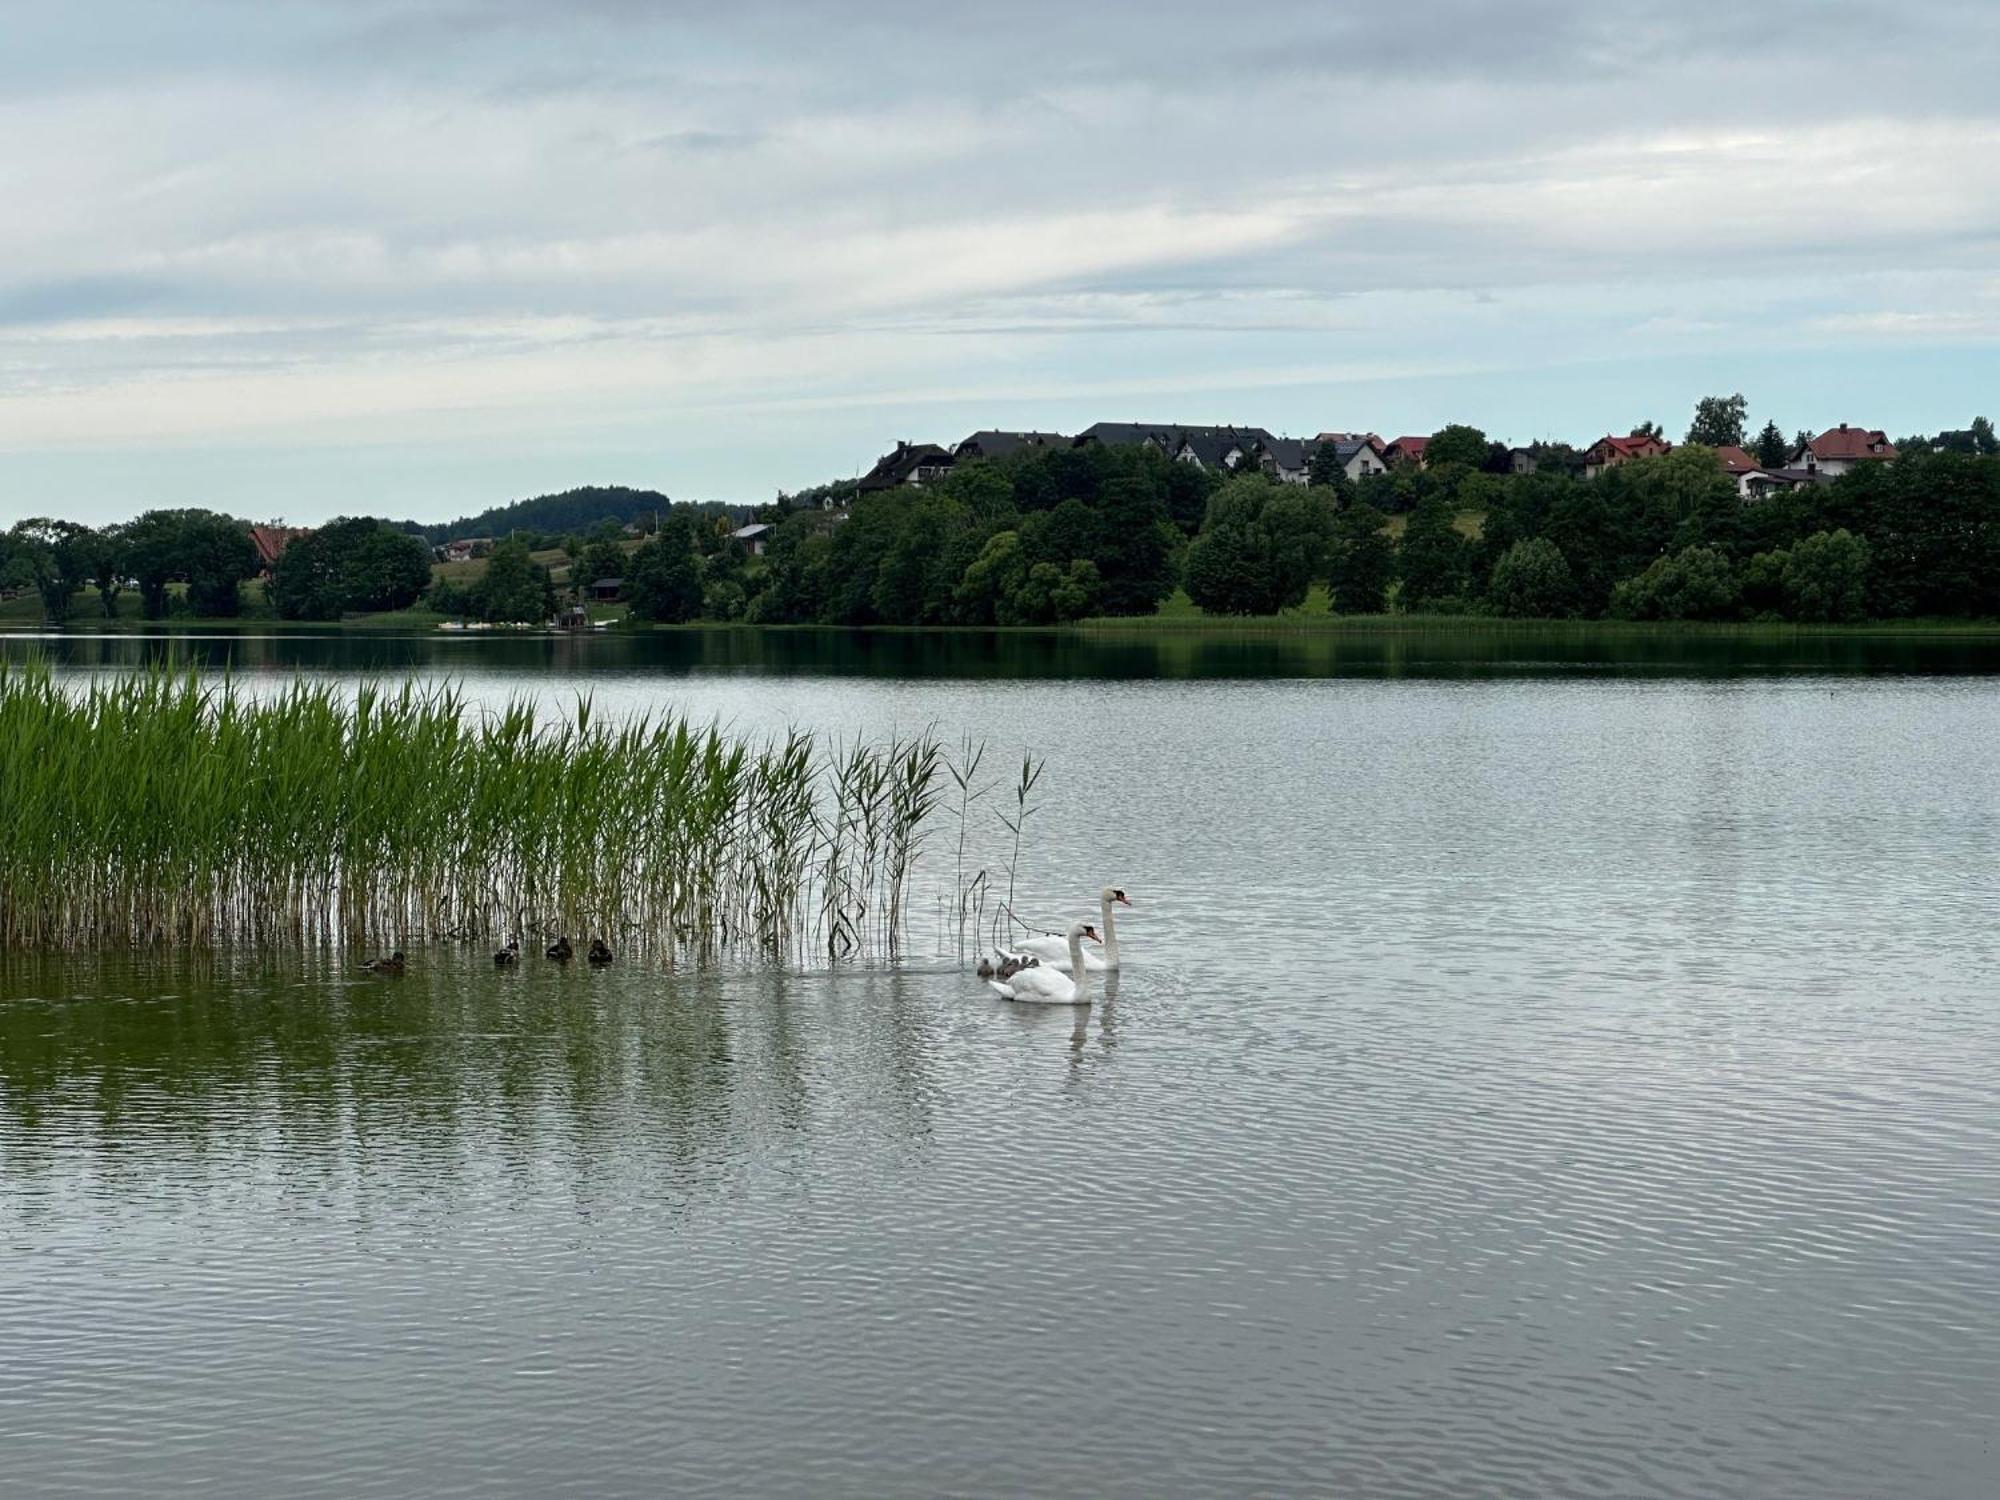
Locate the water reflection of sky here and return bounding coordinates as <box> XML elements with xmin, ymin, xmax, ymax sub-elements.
<box><xmin>3</xmin><ymin>640</ymin><xmax>1998</xmax><ymax>1496</ymax></box>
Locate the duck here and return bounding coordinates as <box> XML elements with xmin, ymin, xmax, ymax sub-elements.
<box><xmin>587</xmin><ymin>938</ymin><xmax>614</xmax><ymax>966</ymax></box>
<box><xmin>986</xmin><ymin>923</ymin><xmax>1100</xmax><ymax>1006</ymax></box>
<box><xmin>546</xmin><ymin>936</ymin><xmax>573</xmax><ymax>962</ymax></box>
<box><xmin>494</xmin><ymin>937</ymin><xmax>521</xmax><ymax>966</ymax></box>
<box><xmin>362</xmin><ymin>951</ymin><xmax>407</xmax><ymax>976</ymax></box>
<box><xmin>1013</xmin><ymin>887</ymin><xmax>1131</xmax><ymax>973</ymax></box>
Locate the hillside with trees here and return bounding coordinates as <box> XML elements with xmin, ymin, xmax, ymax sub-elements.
<box><xmin>5</xmin><ymin>404</ymin><xmax>1997</xmax><ymax>629</ymax></box>
<box><xmin>604</xmin><ymin>423</ymin><xmax>2000</xmax><ymax>629</ymax></box>
<box><xmin>416</xmin><ymin>486</ymin><xmax>677</xmax><ymax>544</ymax></box>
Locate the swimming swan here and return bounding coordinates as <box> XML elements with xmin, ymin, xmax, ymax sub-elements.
<box><xmin>1015</xmin><ymin>887</ymin><xmax>1130</xmax><ymax>973</ymax></box>
<box><xmin>987</xmin><ymin>922</ymin><xmax>1100</xmax><ymax>1005</ymax></box>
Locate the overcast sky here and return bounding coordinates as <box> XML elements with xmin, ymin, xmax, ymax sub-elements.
<box><xmin>2</xmin><ymin>0</ymin><xmax>1996</xmax><ymax>524</ymax></box>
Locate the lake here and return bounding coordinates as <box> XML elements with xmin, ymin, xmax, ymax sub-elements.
<box><xmin>3</xmin><ymin>627</ymin><xmax>1997</xmax><ymax>1497</ymax></box>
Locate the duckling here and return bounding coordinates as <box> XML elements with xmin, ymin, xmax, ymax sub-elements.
<box><xmin>545</xmin><ymin>936</ymin><xmax>573</xmax><ymax>962</ymax></box>
<box><xmin>975</xmin><ymin>951</ymin><xmax>1040</xmax><ymax>982</ymax></box>
<box><xmin>362</xmin><ymin>951</ymin><xmax>407</xmax><ymax>976</ymax></box>
<box><xmin>587</xmin><ymin>938</ymin><xmax>613</xmax><ymax>966</ymax></box>
<box><xmin>494</xmin><ymin>937</ymin><xmax>521</xmax><ymax>966</ymax></box>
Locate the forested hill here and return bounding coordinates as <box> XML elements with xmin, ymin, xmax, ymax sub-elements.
<box><xmin>419</xmin><ymin>485</ymin><xmax>675</xmax><ymax>543</ymax></box>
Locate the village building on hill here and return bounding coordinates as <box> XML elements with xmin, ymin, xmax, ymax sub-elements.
<box><xmin>1582</xmin><ymin>431</ymin><xmax>1673</xmax><ymax>478</ymax></box>
<box><xmin>248</xmin><ymin>525</ymin><xmax>307</xmax><ymax>576</ymax></box>
<box><xmin>1312</xmin><ymin>433</ymin><xmax>1391</xmax><ymax>482</ymax></box>
<box><xmin>1790</xmin><ymin>425</ymin><xmax>1898</xmax><ymax>478</ymax></box>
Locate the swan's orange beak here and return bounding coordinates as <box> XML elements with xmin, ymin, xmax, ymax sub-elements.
<box><xmin>1084</xmin><ymin>926</ymin><xmax>1102</xmax><ymax>943</ymax></box>
<box><xmin>1113</xmin><ymin>891</ymin><xmax>1132</xmax><ymax>907</ymax></box>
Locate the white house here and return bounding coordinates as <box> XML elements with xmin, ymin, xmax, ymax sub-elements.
<box><xmin>1789</xmin><ymin>425</ymin><xmax>1898</xmax><ymax>479</ymax></box>
<box><xmin>1312</xmin><ymin>433</ymin><xmax>1390</xmax><ymax>482</ymax></box>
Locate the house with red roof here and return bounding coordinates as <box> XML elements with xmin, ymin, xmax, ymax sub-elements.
<box><xmin>1382</xmin><ymin>435</ymin><xmax>1428</xmax><ymax>468</ymax></box>
<box><xmin>248</xmin><ymin>525</ymin><xmax>306</xmax><ymax>576</ymax></box>
<box><xmin>1582</xmin><ymin>431</ymin><xmax>1672</xmax><ymax>479</ymax></box>
<box><xmin>1789</xmin><ymin>425</ymin><xmax>1898</xmax><ymax>479</ymax></box>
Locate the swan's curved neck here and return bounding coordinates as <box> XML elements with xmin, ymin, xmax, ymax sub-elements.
<box><xmin>1099</xmin><ymin>893</ymin><xmax>1119</xmax><ymax>964</ymax></box>
<box><xmin>1068</xmin><ymin>930</ymin><xmax>1092</xmax><ymax>999</ymax></box>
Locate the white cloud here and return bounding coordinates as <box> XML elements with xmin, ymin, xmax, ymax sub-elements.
<box><xmin>0</xmin><ymin>0</ymin><xmax>1995</xmax><ymax>518</ymax></box>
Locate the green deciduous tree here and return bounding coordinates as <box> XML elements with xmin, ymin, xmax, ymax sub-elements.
<box><xmin>627</xmin><ymin>519</ymin><xmax>706</xmax><ymax>623</ymax></box>
<box><xmin>475</xmin><ymin>538</ymin><xmax>556</xmax><ymax>623</ymax></box>
<box><xmin>1610</xmin><ymin>545</ymin><xmax>1739</xmax><ymax>620</ymax></box>
<box><xmin>7</xmin><ymin>519</ymin><xmax>100</xmax><ymax>622</ymax></box>
<box><xmin>1424</xmin><ymin>424</ymin><xmax>1489</xmax><ymax>471</ymax></box>
<box><xmin>953</xmin><ymin>530</ymin><xmax>1027</xmax><ymax>625</ymax></box>
<box><xmin>1780</xmin><ymin>529</ymin><xmax>1871</xmax><ymax>622</ymax></box>
<box><xmin>572</xmin><ymin>539</ymin><xmax>628</xmax><ymax>597</ymax></box>
<box><xmin>1739</xmin><ymin>550</ymin><xmax>1789</xmax><ymax>617</ymax></box>
<box><xmin>1820</xmin><ymin>451</ymin><xmax>2000</xmax><ymax>618</ymax></box>
<box><xmin>1090</xmin><ymin>477</ymin><xmax>1179</xmax><ymax>615</ymax></box>
<box><xmin>1687</xmin><ymin>393</ymin><xmax>1749</xmax><ymax>448</ymax></box>
<box><xmin>1181</xmin><ymin>476</ymin><xmax>1333</xmax><ymax>616</ymax></box>
<box><xmin>1007</xmin><ymin>559</ymin><xmax>1102</xmax><ymax>624</ymax></box>
<box><xmin>1486</xmin><ymin>537</ymin><xmax>1577</xmax><ymax>617</ymax></box>
<box><xmin>1326</xmin><ymin>502</ymin><xmax>1395</xmax><ymax>615</ymax></box>
<box><xmin>269</xmin><ymin>518</ymin><xmax>433</xmax><ymax>620</ymax></box>
<box><xmin>1396</xmin><ymin>496</ymin><xmax>1468</xmax><ymax>610</ymax></box>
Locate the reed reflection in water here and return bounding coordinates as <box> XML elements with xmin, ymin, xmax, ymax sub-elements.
<box><xmin>4</xmin><ymin>658</ymin><xmax>1999</xmax><ymax>1498</ymax></box>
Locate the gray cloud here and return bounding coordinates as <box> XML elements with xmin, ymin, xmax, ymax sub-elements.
<box><xmin>0</xmin><ymin>1</ymin><xmax>1994</xmax><ymax>520</ymax></box>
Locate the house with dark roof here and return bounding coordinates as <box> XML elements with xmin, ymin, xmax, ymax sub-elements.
<box><xmin>1928</xmin><ymin>429</ymin><xmax>1995</xmax><ymax>454</ymax></box>
<box><xmin>1583</xmin><ymin>431</ymin><xmax>1673</xmax><ymax>478</ymax></box>
<box><xmin>1507</xmin><ymin>447</ymin><xmax>1539</xmax><ymax>475</ymax></box>
<box><xmin>1076</xmin><ymin>423</ymin><xmax>1284</xmax><ymax>480</ymax></box>
<box><xmin>1789</xmin><ymin>425</ymin><xmax>1897</xmax><ymax>478</ymax></box>
<box><xmin>1074</xmin><ymin>422</ymin><xmax>1186</xmax><ymax>453</ymax></box>
<box><xmin>953</xmin><ymin>430</ymin><xmax>1071</xmax><ymax>461</ymax></box>
<box><xmin>1736</xmin><ymin>467</ymin><xmax>1818</xmax><ymax>501</ymax></box>
<box><xmin>858</xmin><ymin>441</ymin><xmax>955</xmax><ymax>492</ymax></box>
<box><xmin>1175</xmin><ymin>428</ymin><xmax>1263</xmax><ymax>474</ymax></box>
<box><xmin>1260</xmin><ymin>437</ymin><xmax>1309</xmax><ymax>485</ymax></box>
<box><xmin>1310</xmin><ymin>433</ymin><xmax>1390</xmax><ymax>483</ymax></box>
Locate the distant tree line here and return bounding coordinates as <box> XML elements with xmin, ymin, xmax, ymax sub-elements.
<box><xmin>1407</xmin><ymin>441</ymin><xmax>2000</xmax><ymax>622</ymax></box>
<box><xmin>409</xmin><ymin>484</ymin><xmax>749</xmax><ymax>546</ymax></box>
<box><xmin>0</xmin><ymin>511</ymin><xmax>439</xmax><ymax>623</ymax></box>
<box><xmin>3</xmin><ymin>511</ymin><xmax>263</xmax><ymax>623</ymax></box>
<box><xmin>604</xmin><ymin>443</ymin><xmax>1207</xmax><ymax>628</ymax></box>
<box><xmin>6</xmin><ymin>404</ymin><xmax>1996</xmax><ymax>629</ymax></box>
<box><xmin>589</xmin><ymin>419</ymin><xmax>2000</xmax><ymax>627</ymax></box>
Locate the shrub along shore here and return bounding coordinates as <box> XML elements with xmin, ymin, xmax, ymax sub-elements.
<box><xmin>0</xmin><ymin>662</ymin><xmax>948</xmax><ymax>958</ymax></box>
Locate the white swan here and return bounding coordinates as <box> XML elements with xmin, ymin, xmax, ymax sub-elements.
<box><xmin>987</xmin><ymin>922</ymin><xmax>1100</xmax><ymax>1005</ymax></box>
<box><xmin>1015</xmin><ymin>887</ymin><xmax>1130</xmax><ymax>972</ymax></box>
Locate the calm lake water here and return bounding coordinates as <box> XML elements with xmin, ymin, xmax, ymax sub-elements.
<box><xmin>3</xmin><ymin>628</ymin><xmax>1998</xmax><ymax>1497</ymax></box>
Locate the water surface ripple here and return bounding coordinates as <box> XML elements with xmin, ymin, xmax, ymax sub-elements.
<box><xmin>2</xmin><ymin>665</ymin><xmax>1997</xmax><ymax>1497</ymax></box>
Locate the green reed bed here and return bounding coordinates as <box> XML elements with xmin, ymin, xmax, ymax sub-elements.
<box><xmin>0</xmin><ymin>662</ymin><xmax>949</xmax><ymax>961</ymax></box>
